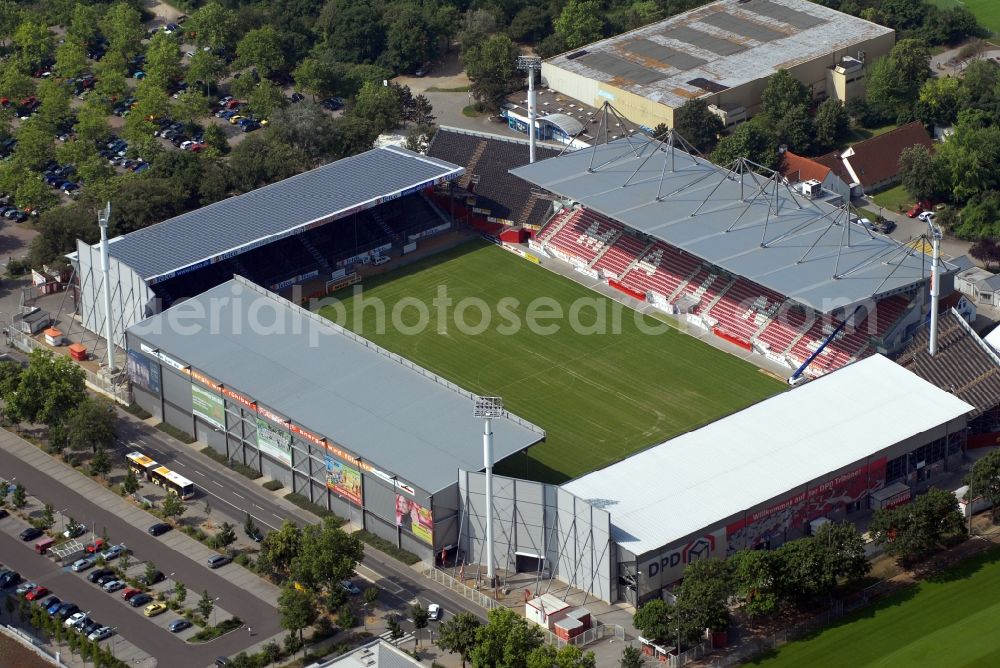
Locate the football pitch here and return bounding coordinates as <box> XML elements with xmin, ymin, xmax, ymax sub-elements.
<box><xmin>319</xmin><ymin>241</ymin><xmax>782</xmax><ymax>483</ymax></box>
<box><xmin>929</xmin><ymin>0</ymin><xmax>1000</xmax><ymax>36</ymax></box>
<box><xmin>750</xmin><ymin>547</ymin><xmax>1000</xmax><ymax>667</ymax></box>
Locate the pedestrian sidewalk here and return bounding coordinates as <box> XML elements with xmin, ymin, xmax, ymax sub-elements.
<box><xmin>0</xmin><ymin>430</ymin><xmax>282</xmax><ymax>608</ymax></box>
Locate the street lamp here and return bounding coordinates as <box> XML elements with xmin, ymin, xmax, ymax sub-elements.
<box><xmin>212</xmin><ymin>596</ymin><xmax>220</xmax><ymax>626</ymax></box>
<box><xmin>474</xmin><ymin>396</ymin><xmax>504</xmax><ymax>587</ymax></box>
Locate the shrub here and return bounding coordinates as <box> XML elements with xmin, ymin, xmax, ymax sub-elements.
<box><xmin>284</xmin><ymin>493</ymin><xmax>347</xmax><ymax>524</ymax></box>
<box><xmin>156</xmin><ymin>422</ymin><xmax>196</xmax><ymax>444</ymax></box>
<box><xmin>354</xmin><ymin>530</ymin><xmax>420</xmax><ymax>565</ymax></box>
<box><xmin>190</xmin><ymin>616</ymin><xmax>243</xmax><ymax>642</ymax></box>
<box><xmin>263</xmin><ymin>479</ymin><xmax>283</xmax><ymax>491</ymax></box>
<box><xmin>123</xmin><ymin>403</ymin><xmax>152</xmax><ymax>419</ymax></box>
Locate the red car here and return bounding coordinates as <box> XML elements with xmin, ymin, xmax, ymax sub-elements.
<box><xmin>122</xmin><ymin>587</ymin><xmax>142</xmax><ymax>601</ymax></box>
<box><xmin>25</xmin><ymin>586</ymin><xmax>49</xmax><ymax>601</ymax></box>
<box><xmin>84</xmin><ymin>539</ymin><xmax>106</xmax><ymax>554</ymax></box>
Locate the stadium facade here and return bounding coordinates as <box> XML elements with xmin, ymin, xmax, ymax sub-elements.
<box><xmin>541</xmin><ymin>0</ymin><xmax>894</xmax><ymax>130</ymax></box>
<box><xmin>125</xmin><ymin>277</ymin><xmax>544</xmax><ymax>560</ymax></box>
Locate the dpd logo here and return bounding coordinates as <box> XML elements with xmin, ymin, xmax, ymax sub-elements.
<box><xmin>647</xmin><ymin>534</ymin><xmax>716</xmax><ymax>578</ymax></box>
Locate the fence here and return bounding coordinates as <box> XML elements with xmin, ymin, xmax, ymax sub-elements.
<box><xmin>424</xmin><ymin>566</ymin><xmax>501</xmax><ymax>611</ymax></box>
<box><xmin>1</xmin><ymin>625</ymin><xmax>63</xmax><ymax>666</ymax></box>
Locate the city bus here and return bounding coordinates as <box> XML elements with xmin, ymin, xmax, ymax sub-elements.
<box><xmin>151</xmin><ymin>466</ymin><xmax>195</xmax><ymax>500</ymax></box>
<box><xmin>125</xmin><ymin>451</ymin><xmax>159</xmax><ymax>482</ymax></box>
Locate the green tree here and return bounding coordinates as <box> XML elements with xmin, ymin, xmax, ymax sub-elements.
<box><xmin>471</xmin><ymin>607</ymin><xmax>544</xmax><ymax>668</ymax></box>
<box><xmin>315</xmin><ymin>0</ymin><xmax>385</xmax><ymax>64</ymax></box>
<box><xmin>0</xmin><ymin>60</ymin><xmax>34</xmax><ymax>102</ymax></box>
<box><xmin>65</xmin><ymin>396</ymin><xmax>116</xmax><ymax>453</ymax></box>
<box><xmin>54</xmin><ymin>39</ymin><xmax>88</xmax><ymax>80</ymax></box>
<box><xmin>14</xmin><ymin>174</ymin><xmax>57</xmax><ymax>212</ymax></box>
<box><xmin>89</xmin><ymin>446</ymin><xmax>111</xmax><ymax>478</ymax></box>
<box><xmin>527</xmin><ymin>645</ymin><xmax>596</xmax><ymax>668</ymax></box>
<box><xmin>351</xmin><ymin>80</ymin><xmax>401</xmax><ymax>133</ymax></box>
<box><xmin>187</xmin><ymin>50</ymin><xmax>227</xmax><ymax>97</ymax></box>
<box><xmin>728</xmin><ymin>549</ymin><xmax>777</xmax><ymax>621</ymax></box>
<box><xmin>814</xmin><ymin>98</ymin><xmax>849</xmax><ymax>151</ymax></box>
<box><xmin>75</xmin><ymin>99</ymin><xmax>111</xmax><ymax>145</ymax></box>
<box><xmin>144</xmin><ymin>32</ymin><xmax>183</xmax><ymax>89</ymax></box>
<box><xmin>118</xmin><ymin>552</ymin><xmax>131</xmax><ymax>575</ymax></box>
<box><xmin>235</xmin><ymin>26</ymin><xmax>285</xmax><ymax>77</ymax></box>
<box><xmin>161</xmin><ymin>492</ymin><xmax>186</xmax><ymax>520</ymax></box>
<box><xmin>6</xmin><ymin>349</ymin><xmax>86</xmax><ymax>427</ymax></box>
<box><xmin>774</xmin><ymin>104</ymin><xmax>815</xmax><ymax>154</ymax></box>
<box><xmin>144</xmin><ymin>561</ymin><xmax>158</xmax><ymax>584</ymax></box>
<box><xmin>172</xmin><ymin>89</ymin><xmax>211</xmax><ymax>128</ymax></box>
<box><xmin>214</xmin><ymin>522</ymin><xmax>237</xmax><ymax>550</ymax></box>
<box><xmin>277</xmin><ymin>584</ymin><xmax>317</xmax><ymax>652</ymax></box>
<box><xmin>813</xmin><ymin>521</ymin><xmax>870</xmax><ymax>585</ymax></box>
<box><xmin>0</xmin><ymin>1</ymin><xmax>21</xmax><ymax>48</ymax></box>
<box><xmin>247</xmin><ymin>81</ymin><xmax>287</xmax><ymax>119</ymax></box>
<box><xmin>94</xmin><ymin>52</ymin><xmax>129</xmax><ymax>102</ymax></box>
<box><xmin>122</xmin><ymin>468</ymin><xmax>140</xmax><ymax>496</ymax></box>
<box><xmin>411</xmin><ymin>602</ymin><xmax>429</xmax><ymax>647</ymax></box>
<box><xmin>555</xmin><ymin>0</ymin><xmax>603</xmax><ymax>50</ymax></box>
<box><xmin>288</xmin><ymin>517</ymin><xmax>364</xmax><ymax>593</ymax></box>
<box><xmin>174</xmin><ymin>581</ymin><xmax>187</xmax><ymax>604</ymax></box>
<box><xmin>382</xmin><ymin>8</ymin><xmax>432</xmax><ymax>75</ymax></box>
<box><xmin>188</xmin><ymin>2</ymin><xmax>239</xmax><ymax>50</ymax></box>
<box><xmin>197</xmin><ymin>589</ymin><xmax>215</xmax><ymax>621</ymax></box>
<box><xmin>0</xmin><ymin>479</ymin><xmax>9</xmax><ymax>507</ymax></box>
<box><xmin>676</xmin><ymin>558</ymin><xmax>733</xmax><ymax>639</ymax></box>
<box><xmin>13</xmin><ymin>21</ymin><xmax>53</xmax><ymax>64</ymax></box>
<box><xmin>41</xmin><ymin>503</ymin><xmax>54</xmax><ymax>528</ymax></box>
<box><xmin>620</xmin><ymin>645</ymin><xmax>643</xmax><ymax>668</ymax></box>
<box><xmin>464</xmin><ymin>34</ymin><xmax>520</xmax><ymax>114</ymax></box>
<box><xmin>268</xmin><ymin>102</ymin><xmax>341</xmax><ymax>162</ymax></box>
<box><xmin>632</xmin><ymin>598</ymin><xmax>673</xmax><ymax>643</ymax></box>
<box><xmin>257</xmin><ymin>519</ymin><xmax>303</xmax><ymax>578</ymax></box>
<box><xmin>866</xmin><ymin>40</ymin><xmax>931</xmax><ymax>123</ymax></box>
<box><xmin>387</xmin><ymin>615</ymin><xmax>403</xmax><ymax>640</ymax></box>
<box><xmin>964</xmin><ymin>448</ymin><xmax>1000</xmax><ymax>521</ymax></box>
<box><xmin>67</xmin><ymin>3</ymin><xmax>102</xmax><ymax>44</ymax></box>
<box><xmin>202</xmin><ymin>124</ymin><xmax>229</xmax><ymax>156</ymax></box>
<box><xmin>711</xmin><ymin>121</ymin><xmax>778</xmax><ymax>169</ymax></box>
<box><xmin>915</xmin><ymin>76</ymin><xmax>961</xmax><ymax>128</ymax></box>
<box><xmin>100</xmin><ymin>2</ymin><xmax>144</xmax><ymax>60</ymax></box>
<box><xmin>13</xmin><ymin>121</ymin><xmax>56</xmax><ymax>171</ymax></box>
<box><xmin>293</xmin><ymin>57</ymin><xmax>338</xmax><ymax>100</ymax></box>
<box><xmin>673</xmin><ymin>99</ymin><xmax>722</xmax><ymax>153</ymax></box>
<box><xmin>868</xmin><ymin>488</ymin><xmax>965</xmax><ymax>564</ymax></box>
<box><xmin>899</xmin><ymin>145</ymin><xmax>948</xmax><ymax>203</ymax></box>
<box><xmin>761</xmin><ymin>69</ymin><xmax>811</xmax><ymax>121</ymax></box>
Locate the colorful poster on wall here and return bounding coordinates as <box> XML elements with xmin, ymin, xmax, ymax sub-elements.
<box><xmin>127</xmin><ymin>350</ymin><xmax>160</xmax><ymax>394</ymax></box>
<box><xmin>325</xmin><ymin>455</ymin><xmax>361</xmax><ymax>504</ymax></box>
<box><xmin>255</xmin><ymin>417</ymin><xmax>292</xmax><ymax>465</ymax></box>
<box><xmin>191</xmin><ymin>384</ymin><xmax>224</xmax><ymax>428</ymax></box>
<box><xmin>396</xmin><ymin>494</ymin><xmax>433</xmax><ymax>544</ymax></box>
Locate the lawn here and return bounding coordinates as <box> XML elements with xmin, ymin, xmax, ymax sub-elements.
<box><xmin>929</xmin><ymin>0</ymin><xmax>1000</xmax><ymax>36</ymax></box>
<box><xmin>871</xmin><ymin>184</ymin><xmax>913</xmax><ymax>214</ymax></box>
<box><xmin>319</xmin><ymin>241</ymin><xmax>783</xmax><ymax>483</ymax></box>
<box><xmin>751</xmin><ymin>547</ymin><xmax>1000</xmax><ymax>667</ymax></box>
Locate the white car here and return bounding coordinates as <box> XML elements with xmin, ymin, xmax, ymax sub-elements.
<box><xmin>102</xmin><ymin>580</ymin><xmax>125</xmax><ymax>593</ymax></box>
<box><xmin>71</xmin><ymin>557</ymin><xmax>95</xmax><ymax>572</ymax></box>
<box><xmin>15</xmin><ymin>581</ymin><xmax>36</xmax><ymax>596</ymax></box>
<box><xmin>427</xmin><ymin>603</ymin><xmax>442</xmax><ymax>621</ymax></box>
<box><xmin>918</xmin><ymin>211</ymin><xmax>936</xmax><ymax>223</ymax></box>
<box><xmin>64</xmin><ymin>612</ymin><xmax>87</xmax><ymax>628</ymax></box>
<box><xmin>63</xmin><ymin>524</ymin><xmax>86</xmax><ymax>539</ymax></box>
<box><xmin>88</xmin><ymin>626</ymin><xmax>114</xmax><ymax>642</ymax></box>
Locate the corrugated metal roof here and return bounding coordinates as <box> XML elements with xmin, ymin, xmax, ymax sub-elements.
<box><xmin>127</xmin><ymin>277</ymin><xmax>544</xmax><ymax>494</ymax></box>
<box><xmin>510</xmin><ymin>137</ymin><xmax>933</xmax><ymax>312</ymax></box>
<box><xmin>96</xmin><ymin>146</ymin><xmax>463</xmax><ymax>283</ymax></box>
<box><xmin>563</xmin><ymin>355</ymin><xmax>973</xmax><ymax>555</ymax></box>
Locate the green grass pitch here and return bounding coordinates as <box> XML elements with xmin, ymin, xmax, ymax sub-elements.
<box><xmin>929</xmin><ymin>0</ymin><xmax>1000</xmax><ymax>36</ymax></box>
<box><xmin>319</xmin><ymin>241</ymin><xmax>782</xmax><ymax>483</ymax></box>
<box><xmin>750</xmin><ymin>547</ymin><xmax>1000</xmax><ymax>667</ymax></box>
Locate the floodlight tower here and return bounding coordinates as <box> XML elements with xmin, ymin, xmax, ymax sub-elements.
<box><xmin>517</xmin><ymin>56</ymin><xmax>542</xmax><ymax>164</ymax></box>
<box><xmin>98</xmin><ymin>202</ymin><xmax>116</xmax><ymax>372</ymax></box>
<box><xmin>474</xmin><ymin>395</ymin><xmax>504</xmax><ymax>587</ymax></box>
<box><xmin>928</xmin><ymin>220</ymin><xmax>942</xmax><ymax>356</ymax></box>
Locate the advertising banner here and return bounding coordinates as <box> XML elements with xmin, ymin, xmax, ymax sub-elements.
<box><xmin>640</xmin><ymin>528</ymin><xmax>728</xmax><ymax>589</ymax></box>
<box><xmin>726</xmin><ymin>457</ymin><xmax>887</xmax><ymax>550</ymax></box>
<box><xmin>255</xmin><ymin>417</ymin><xmax>292</xmax><ymax>466</ymax></box>
<box><xmin>127</xmin><ymin>350</ymin><xmax>161</xmax><ymax>394</ymax></box>
<box><xmin>191</xmin><ymin>384</ymin><xmax>224</xmax><ymax>429</ymax></box>
<box><xmin>325</xmin><ymin>455</ymin><xmax>362</xmax><ymax>505</ymax></box>
<box><xmin>396</xmin><ymin>494</ymin><xmax>433</xmax><ymax>544</ymax></box>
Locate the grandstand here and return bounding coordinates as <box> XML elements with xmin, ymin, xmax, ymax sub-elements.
<box><xmin>71</xmin><ymin>146</ymin><xmax>463</xmax><ymax>353</ymax></box>
<box><xmin>512</xmin><ymin>132</ymin><xmax>956</xmax><ymax>378</ymax></box>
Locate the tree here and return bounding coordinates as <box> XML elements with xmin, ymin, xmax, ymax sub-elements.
<box><xmin>118</xmin><ymin>552</ymin><xmax>131</xmax><ymax>574</ymax></box>
<box><xmin>866</xmin><ymin>40</ymin><xmax>931</xmax><ymax>123</ymax></box>
<box><xmin>94</xmin><ymin>52</ymin><xmax>129</xmax><ymax>102</ymax></box>
<box><xmin>100</xmin><ymin>2</ymin><xmax>144</xmax><ymax>61</ymax></box>
<box><xmin>438</xmin><ymin>611</ymin><xmax>481</xmax><ymax>667</ymax></box>
<box><xmin>54</xmin><ymin>39</ymin><xmax>88</xmax><ymax>80</ymax></box>
<box><xmin>620</xmin><ymin>645</ymin><xmax>643</xmax><ymax>668</ymax></box>
<box><xmin>214</xmin><ymin>522</ymin><xmax>237</xmax><ymax>550</ymax></box>
<box><xmin>14</xmin><ymin>174</ymin><xmax>56</xmax><ymax>212</ymax></box>
<box><xmin>676</xmin><ymin>558</ymin><xmax>733</xmax><ymax>640</ymax></box>
<box><xmin>813</xmin><ymin>521</ymin><xmax>870</xmax><ymax>585</ymax></box>
<box><xmin>362</xmin><ymin>586</ymin><xmax>378</xmax><ymax>607</ymax></box>
<box><xmin>382</xmin><ymin>8</ymin><xmax>432</xmax><ymax>75</ymax></box>
<box><xmin>464</xmin><ymin>34</ymin><xmax>520</xmax><ymax>114</ymax></box>
<box><xmin>268</xmin><ymin>102</ymin><xmax>341</xmax><ymax>162</ymax></box>
<box><xmin>527</xmin><ymin>645</ymin><xmax>597</xmax><ymax>668</ymax></box>
<box><xmin>288</xmin><ymin>517</ymin><xmax>364</xmax><ymax>594</ymax></box>
<box><xmin>632</xmin><ymin>598</ymin><xmax>673</xmax><ymax>643</ymax></box>
<box><xmin>236</xmin><ymin>26</ymin><xmax>285</xmax><ymax>77</ymax></box>
<box><xmin>0</xmin><ymin>60</ymin><xmax>34</xmax><ymax>103</ymax></box>
<box><xmin>247</xmin><ymin>81</ymin><xmax>288</xmax><ymax>119</ymax></box>
<box><xmin>257</xmin><ymin>519</ymin><xmax>303</xmax><ymax>578</ymax></box>
<box><xmin>65</xmin><ymin>396</ymin><xmax>116</xmax><ymax>453</ymax></box>
<box><xmin>387</xmin><ymin>615</ymin><xmax>404</xmax><ymax>640</ymax></box>
<box><xmin>13</xmin><ymin>121</ymin><xmax>57</xmax><ymax>171</ymax></box>
<box><xmin>728</xmin><ymin>549</ymin><xmax>778</xmax><ymax>621</ymax></box>
<box><xmin>761</xmin><ymin>70</ymin><xmax>811</xmax><ymax>121</ymax></box>
<box><xmin>244</xmin><ymin>512</ymin><xmax>257</xmax><ymax>538</ymax></box>
<box><xmin>89</xmin><ymin>446</ymin><xmax>111</xmax><ymax>478</ymax></box>
<box><xmin>471</xmin><ymin>607</ymin><xmax>544</xmax><ymax>668</ymax></box>
<box><xmin>773</xmin><ymin>104</ymin><xmax>815</xmax><ymax>154</ymax></box>
<box><xmin>67</xmin><ymin>4</ymin><xmax>102</xmax><ymax>44</ymax></box>
<box><xmin>965</xmin><ymin>448</ymin><xmax>1000</xmax><ymax>521</ymax></box>
<box><xmin>0</xmin><ymin>479</ymin><xmax>8</xmax><ymax>507</ymax></box>
<box><xmin>144</xmin><ymin>561</ymin><xmax>158</xmax><ymax>586</ymax></box>
<box><xmin>673</xmin><ymin>99</ymin><xmax>722</xmax><ymax>153</ymax></box>
<box><xmin>227</xmin><ymin>136</ymin><xmax>309</xmax><ymax>193</ymax></box>
<box><xmin>868</xmin><ymin>487</ymin><xmax>965</xmax><ymax>564</ymax></box>
<box><xmin>0</xmin><ymin>0</ymin><xmax>21</xmax><ymax>48</ymax></box>
<box><xmin>188</xmin><ymin>2</ymin><xmax>239</xmax><ymax>51</ymax></box>
<box><xmin>277</xmin><ymin>584</ymin><xmax>317</xmax><ymax>651</ymax></box>
<box><xmin>351</xmin><ymin>80</ymin><xmax>401</xmax><ymax>133</ymax></box>
<box><xmin>899</xmin><ymin>145</ymin><xmax>946</xmax><ymax>203</ymax></box>
<box><xmin>197</xmin><ymin>590</ymin><xmax>215</xmax><ymax>621</ymax></box>
<box><xmin>404</xmin><ymin>125</ymin><xmax>436</xmax><ymax>153</ymax></box>
<box><xmin>75</xmin><ymin>100</ymin><xmax>111</xmax><ymax>146</ymax></box>
<box><xmin>970</xmin><ymin>238</ymin><xmax>1000</xmax><ymax>270</ymax></box>
<box><xmin>122</xmin><ymin>468</ymin><xmax>140</xmax><ymax>496</ymax></box>
<box><xmin>411</xmin><ymin>602</ymin><xmax>429</xmax><ymax>647</ymax></box>
<box><xmin>814</xmin><ymin>98</ymin><xmax>849</xmax><ymax>150</ymax></box>
<box><xmin>711</xmin><ymin>122</ymin><xmax>778</xmax><ymax>169</ymax></box>
<box><xmin>161</xmin><ymin>492</ymin><xmax>186</xmax><ymax>521</ymax></box>
<box><xmin>293</xmin><ymin>57</ymin><xmax>338</xmax><ymax>100</ymax></box>
<box><xmin>555</xmin><ymin>0</ymin><xmax>603</xmax><ymax>50</ymax></box>
<box><xmin>316</xmin><ymin>0</ymin><xmax>385</xmax><ymax>64</ymax></box>
<box><xmin>41</xmin><ymin>503</ymin><xmax>54</xmax><ymax>528</ymax></box>
<box><xmin>5</xmin><ymin>349</ymin><xmax>86</xmax><ymax>427</ymax></box>
<box><xmin>13</xmin><ymin>21</ymin><xmax>53</xmax><ymax>65</ymax></box>
<box><xmin>915</xmin><ymin>76</ymin><xmax>961</xmax><ymax>128</ymax></box>
<box><xmin>172</xmin><ymin>90</ymin><xmax>211</xmax><ymax>128</ymax></box>
<box><xmin>144</xmin><ymin>32</ymin><xmax>183</xmax><ymax>89</ymax></box>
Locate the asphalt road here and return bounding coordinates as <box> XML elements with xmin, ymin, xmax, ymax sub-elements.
<box><xmin>114</xmin><ymin>416</ymin><xmax>489</xmax><ymax>623</ymax></box>
<box><xmin>0</xmin><ymin>445</ymin><xmax>281</xmax><ymax>665</ymax></box>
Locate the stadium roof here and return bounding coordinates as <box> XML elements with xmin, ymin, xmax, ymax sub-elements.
<box><xmin>562</xmin><ymin>354</ymin><xmax>973</xmax><ymax>556</ymax></box>
<box><xmin>512</xmin><ymin>136</ymin><xmax>936</xmax><ymax>312</ymax></box>
<box><xmin>90</xmin><ymin>146</ymin><xmax>463</xmax><ymax>285</ymax></box>
<box><xmin>127</xmin><ymin>277</ymin><xmax>544</xmax><ymax>494</ymax></box>
<box><xmin>545</xmin><ymin>0</ymin><xmax>892</xmax><ymax>110</ymax></box>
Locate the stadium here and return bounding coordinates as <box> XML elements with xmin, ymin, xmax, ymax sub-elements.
<box><xmin>68</xmin><ymin>124</ymin><xmax>983</xmax><ymax>605</ymax></box>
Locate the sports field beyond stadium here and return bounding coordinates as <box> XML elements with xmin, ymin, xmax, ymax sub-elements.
<box><xmin>320</xmin><ymin>241</ymin><xmax>782</xmax><ymax>483</ymax></box>
<box><xmin>751</xmin><ymin>547</ymin><xmax>1000</xmax><ymax>667</ymax></box>
<box><xmin>929</xmin><ymin>0</ymin><xmax>1000</xmax><ymax>36</ymax></box>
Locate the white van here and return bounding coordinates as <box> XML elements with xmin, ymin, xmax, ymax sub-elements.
<box><xmin>372</xmin><ymin>255</ymin><xmax>390</xmax><ymax>266</ymax></box>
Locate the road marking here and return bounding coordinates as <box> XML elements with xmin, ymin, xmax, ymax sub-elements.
<box><xmin>212</xmin><ymin>481</ymin><xmax>224</xmax><ymax>487</ymax></box>
<box><xmin>172</xmin><ymin>461</ymin><xmax>185</xmax><ymax>467</ymax></box>
<box><xmin>272</xmin><ymin>513</ymin><xmax>283</xmax><ymax>520</ymax></box>
<box><xmin>193</xmin><ymin>470</ymin><xmax>206</xmax><ymax>477</ymax></box>
<box><xmin>232</xmin><ymin>492</ymin><xmax>244</xmax><ymax>500</ymax></box>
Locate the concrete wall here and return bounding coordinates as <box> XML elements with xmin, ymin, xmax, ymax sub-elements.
<box><xmin>458</xmin><ymin>470</ymin><xmax>614</xmax><ymax>603</ymax></box>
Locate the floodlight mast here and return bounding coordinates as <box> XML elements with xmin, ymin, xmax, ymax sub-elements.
<box><xmin>517</xmin><ymin>56</ymin><xmax>542</xmax><ymax>164</ymax></box>
<box><xmin>98</xmin><ymin>202</ymin><xmax>116</xmax><ymax>372</ymax></box>
<box><xmin>474</xmin><ymin>395</ymin><xmax>504</xmax><ymax>586</ymax></box>
<box><xmin>928</xmin><ymin>221</ymin><xmax>942</xmax><ymax>356</ymax></box>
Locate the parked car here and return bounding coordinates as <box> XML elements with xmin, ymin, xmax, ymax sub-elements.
<box><xmin>44</xmin><ymin>598</ymin><xmax>64</xmax><ymax>615</ymax></box>
<box><xmin>88</xmin><ymin>626</ymin><xmax>114</xmax><ymax>641</ymax></box>
<box><xmin>95</xmin><ymin>573</ymin><xmax>118</xmax><ymax>586</ymax></box>
<box><xmin>15</xmin><ymin>581</ymin><xmax>36</xmax><ymax>596</ymax></box>
<box><xmin>340</xmin><ymin>580</ymin><xmax>361</xmax><ymax>596</ymax></box>
<box><xmin>25</xmin><ymin>586</ymin><xmax>49</xmax><ymax>601</ymax></box>
<box><xmin>19</xmin><ymin>527</ymin><xmax>43</xmax><ymax>541</ymax></box>
<box><xmin>102</xmin><ymin>579</ymin><xmax>125</xmax><ymax>593</ymax></box>
<box><xmin>245</xmin><ymin>526</ymin><xmax>264</xmax><ymax>543</ymax></box>
<box><xmin>100</xmin><ymin>544</ymin><xmax>127</xmax><ymax>561</ymax></box>
<box><xmin>139</xmin><ymin>570</ymin><xmax>164</xmax><ymax>586</ymax></box>
<box><xmin>87</xmin><ymin>568</ymin><xmax>115</xmax><ymax>584</ymax></box>
<box><xmin>84</xmin><ymin>539</ymin><xmax>106</xmax><ymax>553</ymax></box>
<box><xmin>918</xmin><ymin>210</ymin><xmax>936</xmax><ymax>223</ymax></box>
<box><xmin>80</xmin><ymin>619</ymin><xmax>102</xmax><ymax>636</ymax></box>
<box><xmin>71</xmin><ymin>557</ymin><xmax>96</xmax><ymax>572</ymax></box>
<box><xmin>65</xmin><ymin>612</ymin><xmax>88</xmax><ymax>628</ymax></box>
<box><xmin>168</xmin><ymin>619</ymin><xmax>192</xmax><ymax>633</ymax></box>
<box><xmin>148</xmin><ymin>523</ymin><xmax>171</xmax><ymax>536</ymax></box>
<box><xmin>129</xmin><ymin>593</ymin><xmax>153</xmax><ymax>608</ymax></box>
<box><xmin>207</xmin><ymin>554</ymin><xmax>232</xmax><ymax>569</ymax></box>
<box><xmin>56</xmin><ymin>603</ymin><xmax>80</xmax><ymax>620</ymax></box>
<box><xmin>0</xmin><ymin>571</ymin><xmax>22</xmax><ymax>589</ymax></box>
<box><xmin>143</xmin><ymin>602</ymin><xmax>167</xmax><ymax>617</ymax></box>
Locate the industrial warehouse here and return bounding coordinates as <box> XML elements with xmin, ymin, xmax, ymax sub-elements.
<box><xmin>541</xmin><ymin>0</ymin><xmax>894</xmax><ymax>129</ymax></box>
